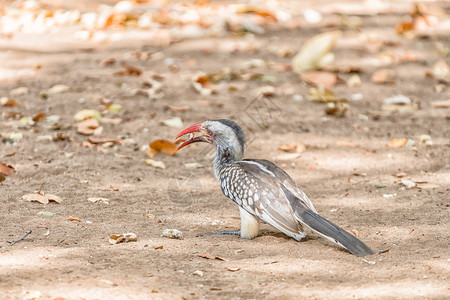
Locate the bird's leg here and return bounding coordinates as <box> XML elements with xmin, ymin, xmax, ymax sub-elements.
<box><xmin>200</xmin><ymin>208</ymin><xmax>259</xmax><ymax>238</ymax></box>
<box><xmin>200</xmin><ymin>231</ymin><xmax>241</xmax><ymax>237</ymax></box>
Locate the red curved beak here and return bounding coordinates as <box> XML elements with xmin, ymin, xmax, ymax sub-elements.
<box><xmin>174</xmin><ymin>122</ymin><xmax>212</xmax><ymax>151</ymax></box>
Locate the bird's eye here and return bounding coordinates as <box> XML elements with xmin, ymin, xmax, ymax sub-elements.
<box><xmin>206</xmin><ymin>129</ymin><xmax>213</xmax><ymax>136</ymax></box>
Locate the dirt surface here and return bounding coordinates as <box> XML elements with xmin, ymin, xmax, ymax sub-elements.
<box><xmin>1</xmin><ymin>1</ymin><xmax>449</xmax><ymax>299</ymax></box>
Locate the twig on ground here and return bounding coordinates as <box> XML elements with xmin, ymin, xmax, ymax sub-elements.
<box><xmin>10</xmin><ymin>230</ymin><xmax>32</xmax><ymax>246</ymax></box>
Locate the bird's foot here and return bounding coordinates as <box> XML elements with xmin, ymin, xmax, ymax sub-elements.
<box><xmin>200</xmin><ymin>231</ymin><xmax>240</xmax><ymax>237</ymax></box>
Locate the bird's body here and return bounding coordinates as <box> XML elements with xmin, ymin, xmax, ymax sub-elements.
<box><xmin>175</xmin><ymin>119</ymin><xmax>375</xmax><ymax>256</ymax></box>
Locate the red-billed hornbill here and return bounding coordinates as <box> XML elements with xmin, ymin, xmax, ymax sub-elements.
<box><xmin>175</xmin><ymin>119</ymin><xmax>375</xmax><ymax>257</ymax></box>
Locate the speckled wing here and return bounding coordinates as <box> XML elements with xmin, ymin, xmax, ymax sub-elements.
<box><xmin>243</xmin><ymin>159</ymin><xmax>317</xmax><ymax>213</ymax></box>
<box><xmin>218</xmin><ymin>160</ymin><xmax>305</xmax><ymax>240</ymax></box>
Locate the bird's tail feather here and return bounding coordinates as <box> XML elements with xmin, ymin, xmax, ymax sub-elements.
<box><xmin>299</xmin><ymin>210</ymin><xmax>375</xmax><ymax>257</ymax></box>
<box><xmin>281</xmin><ymin>185</ymin><xmax>374</xmax><ymax>257</ymax></box>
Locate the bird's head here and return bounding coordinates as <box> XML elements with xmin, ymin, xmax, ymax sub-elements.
<box><xmin>175</xmin><ymin>119</ymin><xmax>245</xmax><ymax>160</ymax></box>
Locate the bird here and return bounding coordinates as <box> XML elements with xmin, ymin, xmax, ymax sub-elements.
<box><xmin>174</xmin><ymin>119</ymin><xmax>375</xmax><ymax>257</ymax></box>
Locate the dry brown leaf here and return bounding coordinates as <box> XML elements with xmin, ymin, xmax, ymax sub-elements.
<box><xmin>167</xmin><ymin>105</ymin><xmax>190</xmax><ymax>112</ymax></box>
<box><xmin>387</xmin><ymin>138</ymin><xmax>407</xmax><ymax>148</ymax></box>
<box><xmin>110</xmin><ymin>185</ymin><xmax>119</xmax><ymax>191</ymax></box>
<box><xmin>100</xmin><ymin>57</ymin><xmax>116</xmax><ymax>67</ymax></box>
<box><xmin>23</xmin><ymin>193</ymin><xmax>49</xmax><ymax>204</ymax></box>
<box><xmin>192</xmin><ymin>74</ymin><xmax>218</xmax><ymax>96</ymax></box>
<box><xmin>196</xmin><ymin>253</ymin><xmax>227</xmax><ymax>261</ymax></box>
<box><xmin>113</xmin><ymin>63</ymin><xmax>142</xmax><ymax>76</ymax></box>
<box><xmin>396</xmin><ymin>172</ymin><xmax>408</xmax><ymax>178</ymax></box>
<box><xmin>149</xmin><ymin>139</ymin><xmax>178</xmax><ymax>156</ymax></box>
<box><xmin>67</xmin><ymin>216</ymin><xmax>80</xmax><ymax>222</ymax></box>
<box><xmin>0</xmin><ymin>163</ymin><xmax>15</xmax><ymax>176</ymax></box>
<box><xmin>301</xmin><ymin>71</ymin><xmax>337</xmax><ymax>88</ymax></box>
<box><xmin>88</xmin><ymin>197</ymin><xmax>110</xmax><ymax>204</ymax></box>
<box><xmin>416</xmin><ymin>183</ymin><xmax>440</xmax><ymax>189</ymax></box>
<box><xmin>326</xmin><ymin>101</ymin><xmax>348</xmax><ymax>116</ymax></box>
<box><xmin>0</xmin><ymin>97</ymin><xmax>21</xmax><ymax>107</ymax></box>
<box><xmin>431</xmin><ymin>100</ymin><xmax>450</xmax><ymax>108</ymax></box>
<box><xmin>109</xmin><ymin>233</ymin><xmax>138</xmax><ymax>245</ymax></box>
<box><xmin>32</xmin><ymin>112</ymin><xmax>46</xmax><ymax>122</ymax></box>
<box><xmin>372</xmin><ymin>69</ymin><xmax>396</xmax><ymax>84</ymax></box>
<box><xmin>234</xmin><ymin>5</ymin><xmax>277</xmax><ymax>21</ymax></box>
<box><xmin>88</xmin><ymin>137</ymin><xmax>124</xmax><ymax>145</ymax></box>
<box><xmin>226</xmin><ymin>267</ymin><xmax>241</xmax><ymax>272</ymax></box>
<box><xmin>77</xmin><ymin>118</ymin><xmax>100</xmax><ymax>135</ymax></box>
<box><xmin>22</xmin><ymin>192</ymin><xmax>62</xmax><ymax>204</ymax></box>
<box><xmin>278</xmin><ymin>144</ymin><xmax>306</xmax><ymax>153</ymax></box>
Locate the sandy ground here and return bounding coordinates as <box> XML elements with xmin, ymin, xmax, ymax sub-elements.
<box><xmin>1</xmin><ymin>1</ymin><xmax>449</xmax><ymax>299</ymax></box>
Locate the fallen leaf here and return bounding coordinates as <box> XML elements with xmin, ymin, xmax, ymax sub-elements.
<box><xmin>336</xmin><ymin>141</ymin><xmax>359</xmax><ymax>147</ymax></box>
<box><xmin>347</xmin><ymin>74</ymin><xmax>361</xmax><ymax>87</ymax></box>
<box><xmin>109</xmin><ymin>233</ymin><xmax>138</xmax><ymax>245</ymax></box>
<box><xmin>278</xmin><ymin>144</ymin><xmax>306</xmax><ymax>153</ymax></box>
<box><xmin>383</xmin><ymin>193</ymin><xmax>397</xmax><ymax>198</ymax></box>
<box><xmin>0</xmin><ymin>97</ymin><xmax>21</xmax><ymax>107</ymax></box>
<box><xmin>196</xmin><ymin>253</ymin><xmax>227</xmax><ymax>261</ymax></box>
<box><xmin>88</xmin><ymin>137</ymin><xmax>123</xmax><ymax>145</ymax></box>
<box><xmin>77</xmin><ymin>118</ymin><xmax>100</xmax><ymax>135</ymax></box>
<box><xmin>161</xmin><ymin>229</ymin><xmax>183</xmax><ymax>239</ymax></box>
<box><xmin>416</xmin><ymin>183</ymin><xmax>440</xmax><ymax>189</ymax></box>
<box><xmin>161</xmin><ymin>117</ymin><xmax>183</xmax><ymax>128</ymax></box>
<box><xmin>192</xmin><ymin>74</ymin><xmax>218</xmax><ymax>96</ymax></box>
<box><xmin>384</xmin><ymin>95</ymin><xmax>411</xmax><ymax>105</ymax></box>
<box><xmin>396</xmin><ymin>172</ymin><xmax>408</xmax><ymax>178</ymax></box>
<box><xmin>32</xmin><ymin>113</ymin><xmax>46</xmax><ymax>122</ymax></box>
<box><xmin>113</xmin><ymin>62</ymin><xmax>142</xmax><ymax>76</ymax></box>
<box><xmin>326</xmin><ymin>101</ymin><xmax>348</xmax><ymax>116</ymax></box>
<box><xmin>431</xmin><ymin>59</ymin><xmax>450</xmax><ymax>81</ymax></box>
<box><xmin>382</xmin><ymin>104</ymin><xmax>420</xmax><ymax>113</ymax></box>
<box><xmin>22</xmin><ymin>192</ymin><xmax>62</xmax><ymax>204</ymax></box>
<box><xmin>292</xmin><ymin>30</ymin><xmax>342</xmax><ymax>73</ymax></box>
<box><xmin>9</xmin><ymin>87</ymin><xmax>28</xmax><ymax>96</ymax></box>
<box><xmin>401</xmin><ymin>179</ymin><xmax>416</xmax><ymax>189</ymax></box>
<box><xmin>184</xmin><ymin>162</ymin><xmax>204</xmax><ymax>169</ymax></box>
<box><xmin>144</xmin><ymin>159</ymin><xmax>166</xmax><ymax>169</ymax></box>
<box><xmin>167</xmin><ymin>105</ymin><xmax>190</xmax><ymax>112</ymax></box>
<box><xmin>100</xmin><ymin>57</ymin><xmax>116</xmax><ymax>66</ymax></box>
<box><xmin>74</xmin><ymin>109</ymin><xmax>101</xmax><ymax>121</ymax></box>
<box><xmin>301</xmin><ymin>71</ymin><xmax>337</xmax><ymax>88</ymax></box>
<box><xmin>100</xmin><ymin>117</ymin><xmax>122</xmax><ymax>124</ymax></box>
<box><xmin>308</xmin><ymin>87</ymin><xmax>337</xmax><ymax>102</ymax></box>
<box><xmin>109</xmin><ymin>185</ymin><xmax>119</xmax><ymax>191</ymax></box>
<box><xmin>46</xmin><ymin>194</ymin><xmax>63</xmax><ymax>203</ymax></box>
<box><xmin>387</xmin><ymin>138</ymin><xmax>407</xmax><ymax>148</ymax></box>
<box><xmin>48</xmin><ymin>84</ymin><xmax>70</xmax><ymax>94</ymax></box>
<box><xmin>193</xmin><ymin>270</ymin><xmax>204</xmax><ymax>277</ymax></box>
<box><xmin>226</xmin><ymin>267</ymin><xmax>241</xmax><ymax>272</ymax></box>
<box><xmin>372</xmin><ymin>69</ymin><xmax>396</xmax><ymax>84</ymax></box>
<box><xmin>105</xmin><ymin>103</ymin><xmax>122</xmax><ymax>113</ymax></box>
<box><xmin>67</xmin><ymin>216</ymin><xmax>81</xmax><ymax>222</ymax></box>
<box><xmin>234</xmin><ymin>5</ymin><xmax>277</xmax><ymax>21</ymax></box>
<box><xmin>0</xmin><ymin>163</ymin><xmax>15</xmax><ymax>176</ymax></box>
<box><xmin>38</xmin><ymin>211</ymin><xmax>56</xmax><ymax>216</ymax></box>
<box><xmin>431</xmin><ymin>100</ymin><xmax>450</xmax><ymax>108</ymax></box>
<box><xmin>153</xmin><ymin>245</ymin><xmax>163</xmax><ymax>250</ymax></box>
<box><xmin>149</xmin><ymin>139</ymin><xmax>178</xmax><ymax>156</ymax></box>
<box><xmin>88</xmin><ymin>197</ymin><xmax>110</xmax><ymax>204</ymax></box>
